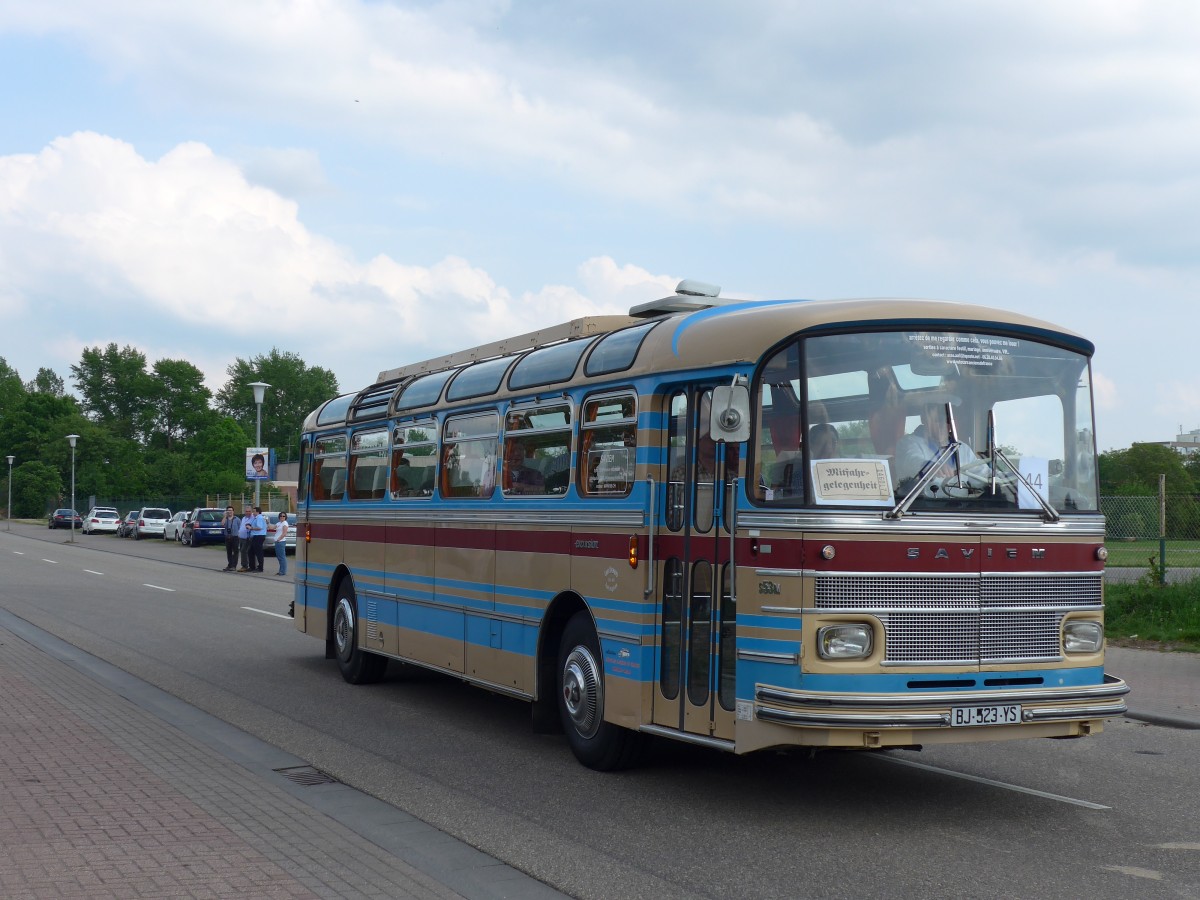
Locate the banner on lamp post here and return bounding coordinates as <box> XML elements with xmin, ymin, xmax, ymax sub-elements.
<box><xmin>245</xmin><ymin>447</ymin><xmax>276</xmax><ymax>481</ymax></box>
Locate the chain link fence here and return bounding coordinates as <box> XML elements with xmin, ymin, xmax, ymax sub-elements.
<box><xmin>1101</xmin><ymin>491</ymin><xmax>1200</xmax><ymax>577</ymax></box>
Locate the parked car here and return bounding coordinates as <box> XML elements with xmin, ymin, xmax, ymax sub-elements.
<box><xmin>132</xmin><ymin>507</ymin><xmax>172</xmax><ymax>540</ymax></box>
<box><xmin>263</xmin><ymin>511</ymin><xmax>296</xmax><ymax>555</ymax></box>
<box><xmin>81</xmin><ymin>507</ymin><xmax>120</xmax><ymax>534</ymax></box>
<box><xmin>48</xmin><ymin>508</ymin><xmax>83</xmax><ymax>529</ymax></box>
<box><xmin>117</xmin><ymin>511</ymin><xmax>139</xmax><ymax>538</ymax></box>
<box><xmin>181</xmin><ymin>508</ymin><xmax>225</xmax><ymax>547</ymax></box>
<box><xmin>162</xmin><ymin>510</ymin><xmax>190</xmax><ymax>541</ymax></box>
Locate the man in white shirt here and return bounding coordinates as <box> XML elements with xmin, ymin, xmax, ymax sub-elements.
<box><xmin>895</xmin><ymin>400</ymin><xmax>978</xmax><ymax>490</ymax></box>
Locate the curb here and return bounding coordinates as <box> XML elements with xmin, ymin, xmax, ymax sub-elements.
<box><xmin>1123</xmin><ymin>709</ymin><xmax>1200</xmax><ymax>731</ymax></box>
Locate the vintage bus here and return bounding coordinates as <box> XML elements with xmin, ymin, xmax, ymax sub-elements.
<box><xmin>291</xmin><ymin>281</ymin><xmax>1128</xmax><ymax>769</ymax></box>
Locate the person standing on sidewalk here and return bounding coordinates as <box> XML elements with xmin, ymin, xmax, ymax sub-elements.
<box><xmin>249</xmin><ymin>506</ymin><xmax>268</xmax><ymax>572</ymax></box>
<box><xmin>236</xmin><ymin>505</ymin><xmax>253</xmax><ymax>572</ymax></box>
<box><xmin>221</xmin><ymin>506</ymin><xmax>241</xmax><ymax>572</ymax></box>
<box><xmin>273</xmin><ymin>512</ymin><xmax>290</xmax><ymax>576</ymax></box>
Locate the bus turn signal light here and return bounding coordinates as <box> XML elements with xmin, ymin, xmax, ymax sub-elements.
<box><xmin>628</xmin><ymin>535</ymin><xmax>638</xmax><ymax>568</ymax></box>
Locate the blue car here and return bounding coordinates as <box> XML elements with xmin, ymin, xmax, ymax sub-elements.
<box><xmin>181</xmin><ymin>508</ymin><xmax>226</xmax><ymax>547</ymax></box>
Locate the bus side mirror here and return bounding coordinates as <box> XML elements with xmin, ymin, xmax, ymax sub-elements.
<box><xmin>710</xmin><ymin>385</ymin><xmax>750</xmax><ymax>443</ymax></box>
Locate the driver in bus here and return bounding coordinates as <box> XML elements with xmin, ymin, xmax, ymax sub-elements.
<box><xmin>895</xmin><ymin>395</ymin><xmax>978</xmax><ymax>487</ymax></box>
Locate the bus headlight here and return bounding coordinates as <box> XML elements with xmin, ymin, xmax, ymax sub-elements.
<box><xmin>817</xmin><ymin>624</ymin><xmax>873</xmax><ymax>660</ymax></box>
<box><xmin>1064</xmin><ymin>621</ymin><xmax>1103</xmax><ymax>653</ymax></box>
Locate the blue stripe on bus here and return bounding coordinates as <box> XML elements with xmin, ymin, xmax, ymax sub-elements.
<box><xmin>797</xmin><ymin>665</ymin><xmax>1108</xmax><ymax>694</ymax></box>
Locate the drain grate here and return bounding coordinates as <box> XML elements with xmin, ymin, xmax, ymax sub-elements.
<box><xmin>274</xmin><ymin>765</ymin><xmax>339</xmax><ymax>786</ymax></box>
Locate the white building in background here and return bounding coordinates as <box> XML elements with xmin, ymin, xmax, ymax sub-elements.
<box><xmin>1163</xmin><ymin>428</ymin><xmax>1200</xmax><ymax>455</ymax></box>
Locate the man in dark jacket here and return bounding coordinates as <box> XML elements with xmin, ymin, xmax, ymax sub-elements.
<box><xmin>221</xmin><ymin>506</ymin><xmax>240</xmax><ymax>571</ymax></box>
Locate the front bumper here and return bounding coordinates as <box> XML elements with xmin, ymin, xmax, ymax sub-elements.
<box><xmin>754</xmin><ymin>674</ymin><xmax>1130</xmax><ymax>730</ymax></box>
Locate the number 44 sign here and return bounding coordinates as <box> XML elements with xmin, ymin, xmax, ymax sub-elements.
<box><xmin>1017</xmin><ymin>456</ymin><xmax>1049</xmax><ymax>510</ymax></box>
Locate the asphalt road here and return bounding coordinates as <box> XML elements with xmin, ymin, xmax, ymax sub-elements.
<box><xmin>2</xmin><ymin>523</ymin><xmax>1198</xmax><ymax>900</ymax></box>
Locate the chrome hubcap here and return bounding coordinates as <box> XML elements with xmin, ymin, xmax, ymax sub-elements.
<box><xmin>333</xmin><ymin>597</ymin><xmax>354</xmax><ymax>659</ymax></box>
<box><xmin>562</xmin><ymin>646</ymin><xmax>602</xmax><ymax>739</ymax></box>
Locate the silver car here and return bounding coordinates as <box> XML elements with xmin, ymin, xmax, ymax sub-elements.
<box><xmin>133</xmin><ymin>507</ymin><xmax>172</xmax><ymax>540</ymax></box>
<box><xmin>162</xmin><ymin>510</ymin><xmax>190</xmax><ymax>541</ymax></box>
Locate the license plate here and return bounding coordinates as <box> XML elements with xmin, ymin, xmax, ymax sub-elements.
<box><xmin>950</xmin><ymin>704</ymin><xmax>1022</xmax><ymax>727</ymax></box>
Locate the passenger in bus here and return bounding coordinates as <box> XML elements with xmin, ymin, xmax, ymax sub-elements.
<box><xmin>895</xmin><ymin>397</ymin><xmax>977</xmax><ymax>486</ymax></box>
<box><xmin>391</xmin><ymin>456</ymin><xmax>412</xmax><ymax>497</ymax></box>
<box><xmin>808</xmin><ymin>423</ymin><xmax>840</xmax><ymax>459</ymax></box>
<box><xmin>505</xmin><ymin>441</ymin><xmax>545</xmax><ymax>494</ymax></box>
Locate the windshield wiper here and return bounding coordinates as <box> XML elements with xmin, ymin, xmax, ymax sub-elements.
<box><xmin>886</xmin><ymin>402</ymin><xmax>964</xmax><ymax>519</ymax></box>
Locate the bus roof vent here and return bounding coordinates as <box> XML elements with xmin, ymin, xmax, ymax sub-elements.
<box><xmin>629</xmin><ymin>279</ymin><xmax>734</xmax><ymax>318</ymax></box>
<box><xmin>349</xmin><ymin>380</ymin><xmax>402</xmax><ymax>422</ymax></box>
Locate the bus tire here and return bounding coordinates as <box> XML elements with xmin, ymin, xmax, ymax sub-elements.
<box><xmin>332</xmin><ymin>581</ymin><xmax>388</xmax><ymax>685</ymax></box>
<box><xmin>557</xmin><ymin>611</ymin><xmax>644</xmax><ymax>771</ymax></box>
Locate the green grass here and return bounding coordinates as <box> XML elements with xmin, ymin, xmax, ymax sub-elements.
<box><xmin>1105</xmin><ymin>576</ymin><xmax>1200</xmax><ymax>652</ymax></box>
<box><xmin>1105</xmin><ymin>539</ymin><xmax>1200</xmax><ymax>567</ymax></box>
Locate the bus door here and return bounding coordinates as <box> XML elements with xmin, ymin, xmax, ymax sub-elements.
<box><xmin>295</xmin><ymin>437</ymin><xmax>313</xmax><ymax>630</ymax></box>
<box><xmin>654</xmin><ymin>387</ymin><xmax>738</xmax><ymax>741</ymax></box>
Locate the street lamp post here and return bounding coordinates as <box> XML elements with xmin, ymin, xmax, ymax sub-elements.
<box><xmin>249</xmin><ymin>382</ymin><xmax>271</xmax><ymax>507</ymax></box>
<box><xmin>6</xmin><ymin>455</ymin><xmax>13</xmax><ymax>531</ymax></box>
<box><xmin>65</xmin><ymin>435</ymin><xmax>79</xmax><ymax>543</ymax></box>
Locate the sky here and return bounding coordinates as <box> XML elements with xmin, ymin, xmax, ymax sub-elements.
<box><xmin>1</xmin><ymin>0</ymin><xmax>1197</xmax><ymax>451</ymax></box>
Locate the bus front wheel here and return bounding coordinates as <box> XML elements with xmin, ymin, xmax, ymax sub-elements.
<box><xmin>332</xmin><ymin>581</ymin><xmax>388</xmax><ymax>685</ymax></box>
<box><xmin>557</xmin><ymin>611</ymin><xmax>645</xmax><ymax>770</ymax></box>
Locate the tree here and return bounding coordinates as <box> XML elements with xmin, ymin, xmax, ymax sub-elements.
<box><xmin>71</xmin><ymin>343</ymin><xmax>156</xmax><ymax>442</ymax></box>
<box><xmin>1099</xmin><ymin>443</ymin><xmax>1198</xmax><ymax>495</ymax></box>
<box><xmin>26</xmin><ymin>367</ymin><xmax>66</xmax><ymax>397</ymax></box>
<box><xmin>215</xmin><ymin>349</ymin><xmax>339</xmax><ymax>462</ymax></box>
<box><xmin>11</xmin><ymin>460</ymin><xmax>62</xmax><ymax>518</ymax></box>
<box><xmin>148</xmin><ymin>359</ymin><xmax>214</xmax><ymax>449</ymax></box>
<box><xmin>0</xmin><ymin>357</ymin><xmax>23</xmax><ymax>419</ymax></box>
<box><xmin>187</xmin><ymin>417</ymin><xmax>253</xmax><ymax>494</ymax></box>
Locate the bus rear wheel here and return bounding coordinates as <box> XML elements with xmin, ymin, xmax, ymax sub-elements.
<box><xmin>557</xmin><ymin>611</ymin><xmax>645</xmax><ymax>771</ymax></box>
<box><xmin>332</xmin><ymin>581</ymin><xmax>388</xmax><ymax>685</ymax></box>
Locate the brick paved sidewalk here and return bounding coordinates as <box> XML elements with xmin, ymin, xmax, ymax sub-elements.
<box><xmin>0</xmin><ymin>623</ymin><xmax>558</xmax><ymax>899</ymax></box>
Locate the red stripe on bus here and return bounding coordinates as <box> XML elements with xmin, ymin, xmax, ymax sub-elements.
<box><xmin>496</xmin><ymin>530</ymin><xmax>572</xmax><ymax>554</ymax></box>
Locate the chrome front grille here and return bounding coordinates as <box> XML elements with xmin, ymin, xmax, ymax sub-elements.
<box><xmin>814</xmin><ymin>573</ymin><xmax>1103</xmax><ymax>666</ymax></box>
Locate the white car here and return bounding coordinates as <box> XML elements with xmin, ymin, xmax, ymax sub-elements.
<box><xmin>82</xmin><ymin>507</ymin><xmax>120</xmax><ymax>534</ymax></box>
<box><xmin>133</xmin><ymin>507</ymin><xmax>172</xmax><ymax>540</ymax></box>
<box><xmin>162</xmin><ymin>510</ymin><xmax>190</xmax><ymax>541</ymax></box>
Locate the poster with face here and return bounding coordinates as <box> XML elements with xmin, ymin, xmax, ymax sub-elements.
<box><xmin>246</xmin><ymin>447</ymin><xmax>274</xmax><ymax>480</ymax></box>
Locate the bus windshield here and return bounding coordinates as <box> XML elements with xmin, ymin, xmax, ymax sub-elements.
<box><xmin>756</xmin><ymin>328</ymin><xmax>1098</xmax><ymax>513</ymax></box>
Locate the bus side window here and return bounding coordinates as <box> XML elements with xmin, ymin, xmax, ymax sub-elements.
<box><xmin>579</xmin><ymin>394</ymin><xmax>637</xmax><ymax>497</ymax></box>
<box><xmin>441</xmin><ymin>411</ymin><xmax>499</xmax><ymax>499</ymax></box>
<box><xmin>391</xmin><ymin>421</ymin><xmax>438</xmax><ymax>500</ymax></box>
<box><xmin>503</xmin><ymin>402</ymin><xmax>572</xmax><ymax>497</ymax></box>
<box><xmin>348</xmin><ymin>429</ymin><xmax>389</xmax><ymax>501</ymax></box>
<box><xmin>311</xmin><ymin>435</ymin><xmax>348</xmax><ymax>502</ymax></box>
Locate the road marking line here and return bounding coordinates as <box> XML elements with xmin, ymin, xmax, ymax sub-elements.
<box><xmin>12</xmin><ymin>551</ymin><xmax>24</xmax><ymax>555</ymax></box>
<box><xmin>876</xmin><ymin>755</ymin><xmax>1111</xmax><ymax>809</ymax></box>
<box><xmin>242</xmin><ymin>607</ymin><xmax>291</xmax><ymax>619</ymax></box>
<box><xmin>84</xmin><ymin>570</ymin><xmax>104</xmax><ymax>576</ymax></box>
<box><xmin>42</xmin><ymin>559</ymin><xmax>58</xmax><ymax>564</ymax></box>
<box><xmin>143</xmin><ymin>584</ymin><xmax>175</xmax><ymax>592</ymax></box>
<box><xmin>1103</xmin><ymin>865</ymin><xmax>1162</xmax><ymax>880</ymax></box>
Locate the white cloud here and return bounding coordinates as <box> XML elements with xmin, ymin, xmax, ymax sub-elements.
<box><xmin>8</xmin><ymin>0</ymin><xmax>1199</xmax><ymax>269</ymax></box>
<box><xmin>0</xmin><ymin>132</ymin><xmax>679</xmax><ymax>394</ymax></box>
